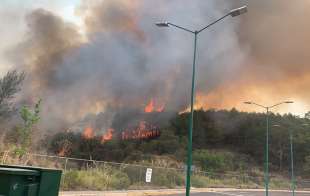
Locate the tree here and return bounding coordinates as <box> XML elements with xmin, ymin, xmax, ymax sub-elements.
<box><xmin>0</xmin><ymin>70</ymin><xmax>25</xmax><ymax>118</ymax></box>
<box><xmin>15</xmin><ymin>99</ymin><xmax>41</xmax><ymax>155</ymax></box>
<box><xmin>303</xmin><ymin>156</ymin><xmax>310</xmax><ymax>177</ymax></box>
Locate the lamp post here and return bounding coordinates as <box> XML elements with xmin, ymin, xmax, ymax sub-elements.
<box><xmin>272</xmin><ymin>124</ymin><xmax>295</xmax><ymax>196</ymax></box>
<box><xmin>156</xmin><ymin>5</ymin><xmax>247</xmax><ymax>196</ymax></box>
<box><xmin>244</xmin><ymin>101</ymin><xmax>293</xmax><ymax>196</ymax></box>
<box><xmin>290</xmin><ymin>126</ymin><xmax>295</xmax><ymax>196</ymax></box>
<box><xmin>272</xmin><ymin>121</ymin><xmax>309</xmax><ymax>196</ymax></box>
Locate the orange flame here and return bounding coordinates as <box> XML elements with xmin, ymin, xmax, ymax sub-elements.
<box><xmin>83</xmin><ymin>127</ymin><xmax>94</xmax><ymax>139</ymax></box>
<box><xmin>101</xmin><ymin>128</ymin><xmax>114</xmax><ymax>143</ymax></box>
<box><xmin>144</xmin><ymin>99</ymin><xmax>164</xmax><ymax>113</ymax></box>
<box><xmin>156</xmin><ymin>105</ymin><xmax>165</xmax><ymax>112</ymax></box>
<box><xmin>144</xmin><ymin>99</ymin><xmax>154</xmax><ymax>113</ymax></box>
<box><xmin>138</xmin><ymin>121</ymin><xmax>146</xmax><ymax>130</ymax></box>
<box><xmin>58</xmin><ymin>147</ymin><xmax>66</xmax><ymax>157</ymax></box>
<box><xmin>122</xmin><ymin>121</ymin><xmax>160</xmax><ymax>140</ymax></box>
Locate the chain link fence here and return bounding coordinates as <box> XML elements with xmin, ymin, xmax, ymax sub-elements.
<box><xmin>1</xmin><ymin>151</ymin><xmax>309</xmax><ymax>191</ymax></box>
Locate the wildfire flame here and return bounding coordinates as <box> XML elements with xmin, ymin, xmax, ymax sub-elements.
<box><xmin>58</xmin><ymin>147</ymin><xmax>66</xmax><ymax>157</ymax></box>
<box><xmin>122</xmin><ymin>121</ymin><xmax>160</xmax><ymax>140</ymax></box>
<box><xmin>156</xmin><ymin>105</ymin><xmax>164</xmax><ymax>112</ymax></box>
<box><xmin>101</xmin><ymin>128</ymin><xmax>114</xmax><ymax>143</ymax></box>
<box><xmin>83</xmin><ymin>127</ymin><xmax>94</xmax><ymax>139</ymax></box>
<box><xmin>144</xmin><ymin>99</ymin><xmax>154</xmax><ymax>113</ymax></box>
<box><xmin>57</xmin><ymin>140</ymin><xmax>71</xmax><ymax>157</ymax></box>
<box><xmin>144</xmin><ymin>99</ymin><xmax>164</xmax><ymax>113</ymax></box>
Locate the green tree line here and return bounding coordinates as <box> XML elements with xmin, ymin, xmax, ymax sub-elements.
<box><xmin>48</xmin><ymin>109</ymin><xmax>310</xmax><ymax>177</ymax></box>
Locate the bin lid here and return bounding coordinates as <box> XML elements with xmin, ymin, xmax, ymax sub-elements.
<box><xmin>0</xmin><ymin>164</ymin><xmax>62</xmax><ymax>172</ymax></box>
<box><xmin>0</xmin><ymin>167</ymin><xmax>40</xmax><ymax>176</ymax></box>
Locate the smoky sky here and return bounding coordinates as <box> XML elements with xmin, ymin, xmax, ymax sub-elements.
<box><xmin>216</xmin><ymin>0</ymin><xmax>310</xmax><ymax>113</ymax></box>
<box><xmin>236</xmin><ymin>0</ymin><xmax>310</xmax><ymax>76</ymax></box>
<box><xmin>9</xmin><ymin>0</ymin><xmax>310</xmax><ymax>129</ymax></box>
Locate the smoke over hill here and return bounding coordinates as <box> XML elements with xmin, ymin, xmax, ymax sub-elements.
<box><xmin>7</xmin><ymin>0</ymin><xmax>310</xmax><ymax>131</ymax></box>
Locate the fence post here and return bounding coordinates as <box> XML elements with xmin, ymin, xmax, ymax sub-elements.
<box><xmin>2</xmin><ymin>150</ymin><xmax>9</xmax><ymax>164</ymax></box>
<box><xmin>1</xmin><ymin>151</ymin><xmax>7</xmax><ymax>164</ymax></box>
<box><xmin>64</xmin><ymin>158</ymin><xmax>68</xmax><ymax>172</ymax></box>
<box><xmin>23</xmin><ymin>153</ymin><xmax>30</xmax><ymax>165</ymax></box>
<box><xmin>139</xmin><ymin>166</ymin><xmax>143</xmax><ymax>188</ymax></box>
<box><xmin>62</xmin><ymin>158</ymin><xmax>69</xmax><ymax>188</ymax></box>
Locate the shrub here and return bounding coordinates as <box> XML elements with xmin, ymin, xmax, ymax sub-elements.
<box><xmin>166</xmin><ymin>170</ymin><xmax>184</xmax><ymax>186</ymax></box>
<box><xmin>61</xmin><ymin>168</ymin><xmax>130</xmax><ymax>190</ymax></box>
<box><xmin>191</xmin><ymin>175</ymin><xmax>209</xmax><ymax>188</ymax></box>
<box><xmin>110</xmin><ymin>170</ymin><xmax>130</xmax><ymax>190</ymax></box>
<box><xmin>152</xmin><ymin>171</ymin><xmax>170</xmax><ymax>187</ymax></box>
<box><xmin>123</xmin><ymin>166</ymin><xmax>143</xmax><ymax>184</ymax></box>
<box><xmin>193</xmin><ymin>150</ymin><xmax>227</xmax><ymax>172</ymax></box>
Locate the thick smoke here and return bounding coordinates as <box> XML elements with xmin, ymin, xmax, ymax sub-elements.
<box><xmin>12</xmin><ymin>0</ymin><xmax>310</xmax><ymax>130</ymax></box>
<box><xmin>23</xmin><ymin>9</ymin><xmax>81</xmax><ymax>89</ymax></box>
<box><xmin>239</xmin><ymin>0</ymin><xmax>310</xmax><ymax>73</ymax></box>
<box><xmin>198</xmin><ymin>0</ymin><xmax>310</xmax><ymax>114</ymax></box>
<box><xmin>10</xmin><ymin>0</ymin><xmax>247</xmax><ymax>130</ymax></box>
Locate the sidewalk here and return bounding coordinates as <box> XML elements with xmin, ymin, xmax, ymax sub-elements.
<box><xmin>60</xmin><ymin>188</ymin><xmax>310</xmax><ymax>196</ymax></box>
<box><xmin>60</xmin><ymin>189</ymin><xmax>184</xmax><ymax>196</ymax></box>
<box><xmin>60</xmin><ymin>188</ymin><xmax>208</xmax><ymax>196</ymax></box>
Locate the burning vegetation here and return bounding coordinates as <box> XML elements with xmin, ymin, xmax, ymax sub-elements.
<box><xmin>47</xmin><ymin>108</ymin><xmax>310</xmax><ymax>179</ymax></box>
<box><xmin>101</xmin><ymin>128</ymin><xmax>114</xmax><ymax>143</ymax></box>
<box><xmin>144</xmin><ymin>99</ymin><xmax>164</xmax><ymax>113</ymax></box>
<box><xmin>82</xmin><ymin>127</ymin><xmax>94</xmax><ymax>139</ymax></box>
<box><xmin>121</xmin><ymin>121</ymin><xmax>160</xmax><ymax>140</ymax></box>
<box><xmin>77</xmin><ymin>99</ymin><xmax>164</xmax><ymax>144</ymax></box>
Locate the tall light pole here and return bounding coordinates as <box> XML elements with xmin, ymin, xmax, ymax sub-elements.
<box><xmin>292</xmin><ymin>115</ymin><xmax>309</xmax><ymax>196</ymax></box>
<box><xmin>244</xmin><ymin>101</ymin><xmax>293</xmax><ymax>196</ymax></box>
<box><xmin>156</xmin><ymin>5</ymin><xmax>247</xmax><ymax>196</ymax></box>
<box><xmin>272</xmin><ymin>124</ymin><xmax>295</xmax><ymax>196</ymax></box>
<box><xmin>290</xmin><ymin>126</ymin><xmax>295</xmax><ymax>196</ymax></box>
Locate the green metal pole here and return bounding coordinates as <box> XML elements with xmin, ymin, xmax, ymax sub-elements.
<box><xmin>290</xmin><ymin>129</ymin><xmax>295</xmax><ymax>196</ymax></box>
<box><xmin>265</xmin><ymin>108</ymin><xmax>269</xmax><ymax>196</ymax></box>
<box><xmin>186</xmin><ymin>31</ymin><xmax>198</xmax><ymax>196</ymax></box>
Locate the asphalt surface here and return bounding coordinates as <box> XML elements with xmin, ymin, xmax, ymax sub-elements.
<box><xmin>168</xmin><ymin>190</ymin><xmax>309</xmax><ymax>196</ymax></box>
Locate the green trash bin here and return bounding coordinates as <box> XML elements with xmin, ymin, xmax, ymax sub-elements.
<box><xmin>0</xmin><ymin>165</ymin><xmax>62</xmax><ymax>196</ymax></box>
<box><xmin>0</xmin><ymin>167</ymin><xmax>40</xmax><ymax>196</ymax></box>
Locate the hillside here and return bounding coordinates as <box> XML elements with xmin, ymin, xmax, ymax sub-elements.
<box><xmin>40</xmin><ymin>109</ymin><xmax>310</xmax><ymax>178</ymax></box>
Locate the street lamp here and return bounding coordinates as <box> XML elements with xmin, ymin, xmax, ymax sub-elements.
<box><xmin>272</xmin><ymin>124</ymin><xmax>296</xmax><ymax>196</ymax></box>
<box><xmin>244</xmin><ymin>101</ymin><xmax>294</xmax><ymax>196</ymax></box>
<box><xmin>156</xmin><ymin>5</ymin><xmax>247</xmax><ymax>196</ymax></box>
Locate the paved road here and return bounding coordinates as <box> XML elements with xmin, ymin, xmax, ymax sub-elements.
<box><xmin>169</xmin><ymin>190</ymin><xmax>309</xmax><ymax>196</ymax></box>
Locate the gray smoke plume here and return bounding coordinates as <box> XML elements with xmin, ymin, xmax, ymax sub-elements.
<box><xmin>201</xmin><ymin>0</ymin><xmax>310</xmax><ymax>113</ymax></box>
<box><xmin>11</xmin><ymin>0</ymin><xmax>247</xmax><ymax>131</ymax></box>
